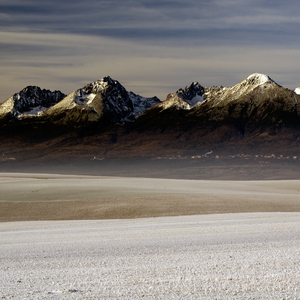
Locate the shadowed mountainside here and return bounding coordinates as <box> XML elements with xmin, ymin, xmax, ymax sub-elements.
<box><xmin>0</xmin><ymin>73</ymin><xmax>300</xmax><ymax>164</ymax></box>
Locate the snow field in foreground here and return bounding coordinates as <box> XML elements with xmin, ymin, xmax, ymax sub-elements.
<box><xmin>1</xmin><ymin>213</ymin><xmax>300</xmax><ymax>299</ymax></box>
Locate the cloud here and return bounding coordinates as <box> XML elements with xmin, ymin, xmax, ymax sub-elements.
<box><xmin>2</xmin><ymin>0</ymin><xmax>300</xmax><ymax>34</ymax></box>
<box><xmin>1</xmin><ymin>29</ymin><xmax>300</xmax><ymax>101</ymax></box>
<box><xmin>1</xmin><ymin>0</ymin><xmax>300</xmax><ymax>102</ymax></box>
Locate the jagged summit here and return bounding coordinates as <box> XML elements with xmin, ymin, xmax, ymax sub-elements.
<box><xmin>60</xmin><ymin>76</ymin><xmax>128</xmax><ymax>107</ymax></box>
<box><xmin>176</xmin><ymin>82</ymin><xmax>205</xmax><ymax>107</ymax></box>
<box><xmin>156</xmin><ymin>82</ymin><xmax>205</xmax><ymax>111</ymax></box>
<box><xmin>82</xmin><ymin>76</ymin><xmax>122</xmax><ymax>95</ymax></box>
<box><xmin>42</xmin><ymin>76</ymin><xmax>160</xmax><ymax>125</ymax></box>
<box><xmin>0</xmin><ymin>76</ymin><xmax>160</xmax><ymax>125</ymax></box>
<box><xmin>0</xmin><ymin>86</ymin><xmax>66</xmax><ymax>119</ymax></box>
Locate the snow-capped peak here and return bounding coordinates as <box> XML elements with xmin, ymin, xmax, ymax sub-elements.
<box><xmin>81</xmin><ymin>76</ymin><xmax>116</xmax><ymax>95</ymax></box>
<box><xmin>222</xmin><ymin>73</ymin><xmax>278</xmax><ymax>101</ymax></box>
<box><xmin>245</xmin><ymin>73</ymin><xmax>276</xmax><ymax>86</ymax></box>
<box><xmin>44</xmin><ymin>76</ymin><xmax>161</xmax><ymax>123</ymax></box>
<box><xmin>0</xmin><ymin>86</ymin><xmax>66</xmax><ymax>119</ymax></box>
<box><xmin>70</xmin><ymin>76</ymin><xmax>124</xmax><ymax>106</ymax></box>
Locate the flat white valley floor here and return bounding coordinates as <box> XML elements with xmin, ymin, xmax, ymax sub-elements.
<box><xmin>1</xmin><ymin>213</ymin><xmax>300</xmax><ymax>299</ymax></box>
<box><xmin>1</xmin><ymin>173</ymin><xmax>300</xmax><ymax>299</ymax></box>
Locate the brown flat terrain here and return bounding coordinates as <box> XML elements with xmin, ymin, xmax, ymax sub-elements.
<box><xmin>1</xmin><ymin>157</ymin><xmax>300</xmax><ymax>180</ymax></box>
<box><xmin>1</xmin><ymin>173</ymin><xmax>300</xmax><ymax>222</ymax></box>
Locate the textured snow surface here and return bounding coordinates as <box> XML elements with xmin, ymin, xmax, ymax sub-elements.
<box><xmin>1</xmin><ymin>213</ymin><xmax>300</xmax><ymax>299</ymax></box>
<box><xmin>74</xmin><ymin>93</ymin><xmax>96</xmax><ymax>105</ymax></box>
<box><xmin>189</xmin><ymin>94</ymin><xmax>205</xmax><ymax>106</ymax></box>
<box><xmin>294</xmin><ymin>87</ymin><xmax>300</xmax><ymax>95</ymax></box>
<box><xmin>18</xmin><ymin>106</ymin><xmax>49</xmax><ymax>116</ymax></box>
<box><xmin>246</xmin><ymin>73</ymin><xmax>274</xmax><ymax>85</ymax></box>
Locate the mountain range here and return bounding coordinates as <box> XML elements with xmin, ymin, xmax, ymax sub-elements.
<box><xmin>1</xmin><ymin>73</ymin><xmax>300</xmax><ymax>161</ymax></box>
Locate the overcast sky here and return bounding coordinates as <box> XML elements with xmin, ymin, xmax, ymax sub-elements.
<box><xmin>1</xmin><ymin>0</ymin><xmax>300</xmax><ymax>101</ymax></box>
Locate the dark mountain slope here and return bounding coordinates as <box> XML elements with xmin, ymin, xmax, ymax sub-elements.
<box><xmin>0</xmin><ymin>73</ymin><xmax>300</xmax><ymax>162</ymax></box>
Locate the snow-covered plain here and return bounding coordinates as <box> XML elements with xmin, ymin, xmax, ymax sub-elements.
<box><xmin>1</xmin><ymin>213</ymin><xmax>300</xmax><ymax>299</ymax></box>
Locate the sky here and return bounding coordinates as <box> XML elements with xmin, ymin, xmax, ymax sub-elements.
<box><xmin>1</xmin><ymin>0</ymin><xmax>300</xmax><ymax>102</ymax></box>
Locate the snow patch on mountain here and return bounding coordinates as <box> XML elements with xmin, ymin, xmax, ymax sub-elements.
<box><xmin>19</xmin><ymin>106</ymin><xmax>50</xmax><ymax>117</ymax></box>
<box><xmin>294</xmin><ymin>88</ymin><xmax>300</xmax><ymax>95</ymax></box>
<box><xmin>128</xmin><ymin>92</ymin><xmax>161</xmax><ymax>118</ymax></box>
<box><xmin>74</xmin><ymin>92</ymin><xmax>96</xmax><ymax>105</ymax></box>
<box><xmin>188</xmin><ymin>94</ymin><xmax>205</xmax><ymax>106</ymax></box>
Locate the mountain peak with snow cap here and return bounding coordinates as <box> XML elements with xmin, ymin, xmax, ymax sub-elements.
<box><xmin>245</xmin><ymin>73</ymin><xmax>277</xmax><ymax>86</ymax></box>
<box><xmin>212</xmin><ymin>73</ymin><xmax>280</xmax><ymax>104</ymax></box>
<box><xmin>42</xmin><ymin>76</ymin><xmax>160</xmax><ymax>125</ymax></box>
<box><xmin>0</xmin><ymin>86</ymin><xmax>66</xmax><ymax>119</ymax></box>
<box><xmin>82</xmin><ymin>76</ymin><xmax>120</xmax><ymax>95</ymax></box>
<box><xmin>187</xmin><ymin>73</ymin><xmax>282</xmax><ymax>108</ymax></box>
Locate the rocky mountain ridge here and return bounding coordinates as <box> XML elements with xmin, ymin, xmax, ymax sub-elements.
<box><xmin>0</xmin><ymin>73</ymin><xmax>300</xmax><ymax>160</ymax></box>
<box><xmin>136</xmin><ymin>74</ymin><xmax>299</xmax><ymax>135</ymax></box>
<box><xmin>0</xmin><ymin>86</ymin><xmax>66</xmax><ymax>119</ymax></box>
<box><xmin>156</xmin><ymin>74</ymin><xmax>281</xmax><ymax>110</ymax></box>
<box><xmin>0</xmin><ymin>76</ymin><xmax>161</xmax><ymax>126</ymax></box>
<box><xmin>1</xmin><ymin>73</ymin><xmax>299</xmax><ymax>124</ymax></box>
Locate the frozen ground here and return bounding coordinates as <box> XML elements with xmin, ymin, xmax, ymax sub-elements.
<box><xmin>1</xmin><ymin>212</ymin><xmax>300</xmax><ymax>299</ymax></box>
